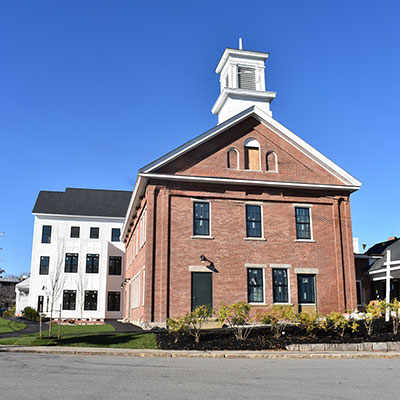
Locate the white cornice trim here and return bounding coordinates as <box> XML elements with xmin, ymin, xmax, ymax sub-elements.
<box><xmin>211</xmin><ymin>88</ymin><xmax>277</xmax><ymax>115</ymax></box>
<box><xmin>33</xmin><ymin>213</ymin><xmax>125</xmax><ymax>221</ymax></box>
<box><xmin>216</xmin><ymin>48</ymin><xmax>270</xmax><ymax>73</ymax></box>
<box><xmin>139</xmin><ymin>173</ymin><xmax>360</xmax><ymax>192</ymax></box>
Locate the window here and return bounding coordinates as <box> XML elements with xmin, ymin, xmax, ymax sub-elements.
<box><xmin>297</xmin><ymin>274</ymin><xmax>316</xmax><ymax>304</ymax></box>
<box><xmin>70</xmin><ymin>226</ymin><xmax>80</xmax><ymax>238</ymax></box>
<box><xmin>63</xmin><ymin>290</ymin><xmax>76</xmax><ymax>310</ymax></box>
<box><xmin>109</xmin><ymin>256</ymin><xmax>122</xmax><ymax>275</ymax></box>
<box><xmin>247</xmin><ymin>268</ymin><xmax>264</xmax><ymax>303</ymax></box>
<box><xmin>65</xmin><ymin>253</ymin><xmax>78</xmax><ymax>273</ymax></box>
<box><xmin>90</xmin><ymin>227</ymin><xmax>99</xmax><ymax>239</ymax></box>
<box><xmin>295</xmin><ymin>207</ymin><xmax>312</xmax><ymax>240</ymax></box>
<box><xmin>39</xmin><ymin>256</ymin><xmax>49</xmax><ymax>275</ymax></box>
<box><xmin>246</xmin><ymin>205</ymin><xmax>262</xmax><ymax>238</ymax></box>
<box><xmin>111</xmin><ymin>228</ymin><xmax>120</xmax><ymax>242</ymax></box>
<box><xmin>131</xmin><ymin>273</ymin><xmax>141</xmax><ymax>308</ymax></box>
<box><xmin>193</xmin><ymin>202</ymin><xmax>210</xmax><ymax>236</ymax></box>
<box><xmin>41</xmin><ymin>225</ymin><xmax>52</xmax><ymax>243</ymax></box>
<box><xmin>107</xmin><ymin>292</ymin><xmax>121</xmax><ymax>312</ymax></box>
<box><xmin>356</xmin><ymin>280</ymin><xmax>363</xmax><ymax>306</ymax></box>
<box><xmin>37</xmin><ymin>295</ymin><xmax>44</xmax><ymax>313</ymax></box>
<box><xmin>84</xmin><ymin>290</ymin><xmax>98</xmax><ymax>311</ymax></box>
<box><xmin>266</xmin><ymin>151</ymin><xmax>278</xmax><ymax>172</ymax></box>
<box><xmin>86</xmin><ymin>254</ymin><xmax>99</xmax><ymax>274</ymax></box>
<box><xmin>227</xmin><ymin>148</ymin><xmax>239</xmax><ymax>169</ymax></box>
<box><xmin>244</xmin><ymin>138</ymin><xmax>260</xmax><ymax>170</ymax></box>
<box><xmin>273</xmin><ymin>269</ymin><xmax>289</xmax><ymax>303</ymax></box>
<box><xmin>238</xmin><ymin>66</ymin><xmax>256</xmax><ymax>90</ymax></box>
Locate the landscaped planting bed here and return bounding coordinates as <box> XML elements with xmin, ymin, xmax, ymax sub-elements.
<box><xmin>156</xmin><ymin>319</ymin><xmax>399</xmax><ymax>351</ymax></box>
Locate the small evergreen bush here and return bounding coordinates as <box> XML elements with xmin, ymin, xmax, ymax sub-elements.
<box><xmin>23</xmin><ymin>306</ymin><xmax>39</xmax><ymax>321</ymax></box>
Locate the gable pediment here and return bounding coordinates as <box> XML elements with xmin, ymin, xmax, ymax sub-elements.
<box><xmin>140</xmin><ymin>107</ymin><xmax>361</xmax><ymax>189</ymax></box>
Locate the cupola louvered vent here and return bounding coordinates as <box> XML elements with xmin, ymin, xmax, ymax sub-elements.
<box><xmin>238</xmin><ymin>66</ymin><xmax>256</xmax><ymax>90</ymax></box>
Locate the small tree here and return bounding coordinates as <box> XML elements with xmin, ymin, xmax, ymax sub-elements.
<box><xmin>187</xmin><ymin>305</ymin><xmax>213</xmax><ymax>343</ymax></box>
<box><xmin>388</xmin><ymin>299</ymin><xmax>400</xmax><ymax>336</ymax></box>
<box><xmin>363</xmin><ymin>302</ymin><xmax>382</xmax><ymax>338</ymax></box>
<box><xmin>167</xmin><ymin>315</ymin><xmax>190</xmax><ymax>343</ymax></box>
<box><xmin>257</xmin><ymin>305</ymin><xmax>295</xmax><ymax>339</ymax></box>
<box><xmin>47</xmin><ymin>242</ymin><xmax>66</xmax><ymax>337</ymax></box>
<box><xmin>216</xmin><ymin>302</ymin><xmax>254</xmax><ymax>341</ymax></box>
<box><xmin>326</xmin><ymin>311</ymin><xmax>358</xmax><ymax>340</ymax></box>
<box><xmin>296</xmin><ymin>311</ymin><xmax>326</xmax><ymax>338</ymax></box>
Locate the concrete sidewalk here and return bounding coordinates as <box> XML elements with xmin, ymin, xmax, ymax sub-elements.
<box><xmin>2</xmin><ymin>345</ymin><xmax>400</xmax><ymax>359</ymax></box>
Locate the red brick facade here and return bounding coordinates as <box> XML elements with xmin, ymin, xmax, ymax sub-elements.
<box><xmin>123</xmin><ymin>115</ymin><xmax>358</xmax><ymax>325</ymax></box>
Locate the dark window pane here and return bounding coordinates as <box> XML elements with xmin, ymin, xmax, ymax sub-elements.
<box><xmin>247</xmin><ymin>268</ymin><xmax>264</xmax><ymax>303</ymax></box>
<box><xmin>84</xmin><ymin>290</ymin><xmax>98</xmax><ymax>311</ymax></box>
<box><xmin>295</xmin><ymin>207</ymin><xmax>311</xmax><ymax>240</ymax></box>
<box><xmin>273</xmin><ymin>269</ymin><xmax>288</xmax><ymax>303</ymax></box>
<box><xmin>63</xmin><ymin>290</ymin><xmax>76</xmax><ymax>310</ymax></box>
<box><xmin>107</xmin><ymin>292</ymin><xmax>121</xmax><ymax>311</ymax></box>
<box><xmin>193</xmin><ymin>202</ymin><xmax>210</xmax><ymax>236</ymax></box>
<box><xmin>41</xmin><ymin>226</ymin><xmax>52</xmax><ymax>243</ymax></box>
<box><xmin>356</xmin><ymin>281</ymin><xmax>362</xmax><ymax>306</ymax></box>
<box><xmin>111</xmin><ymin>228</ymin><xmax>120</xmax><ymax>242</ymax></box>
<box><xmin>90</xmin><ymin>227</ymin><xmax>99</xmax><ymax>239</ymax></box>
<box><xmin>39</xmin><ymin>256</ymin><xmax>49</xmax><ymax>275</ymax></box>
<box><xmin>70</xmin><ymin>226</ymin><xmax>80</xmax><ymax>238</ymax></box>
<box><xmin>109</xmin><ymin>256</ymin><xmax>122</xmax><ymax>275</ymax></box>
<box><xmin>297</xmin><ymin>274</ymin><xmax>316</xmax><ymax>304</ymax></box>
<box><xmin>246</xmin><ymin>205</ymin><xmax>262</xmax><ymax>238</ymax></box>
<box><xmin>86</xmin><ymin>254</ymin><xmax>99</xmax><ymax>274</ymax></box>
<box><xmin>65</xmin><ymin>253</ymin><xmax>78</xmax><ymax>273</ymax></box>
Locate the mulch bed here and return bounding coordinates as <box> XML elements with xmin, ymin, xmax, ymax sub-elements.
<box><xmin>155</xmin><ymin>319</ymin><xmax>400</xmax><ymax>351</ymax></box>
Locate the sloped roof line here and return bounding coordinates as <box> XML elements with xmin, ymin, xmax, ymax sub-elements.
<box><xmin>139</xmin><ymin>106</ymin><xmax>361</xmax><ymax>187</ymax></box>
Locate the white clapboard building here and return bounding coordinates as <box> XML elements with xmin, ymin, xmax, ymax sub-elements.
<box><xmin>24</xmin><ymin>188</ymin><xmax>131</xmax><ymax>321</ymax></box>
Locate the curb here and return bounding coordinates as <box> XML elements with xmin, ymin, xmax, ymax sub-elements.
<box><xmin>2</xmin><ymin>345</ymin><xmax>400</xmax><ymax>359</ymax></box>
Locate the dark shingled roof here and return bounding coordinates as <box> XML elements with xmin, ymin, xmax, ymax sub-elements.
<box><xmin>367</xmin><ymin>238</ymin><xmax>400</xmax><ymax>273</ymax></box>
<box><xmin>365</xmin><ymin>237</ymin><xmax>399</xmax><ymax>256</ymax></box>
<box><xmin>32</xmin><ymin>188</ymin><xmax>132</xmax><ymax>218</ymax></box>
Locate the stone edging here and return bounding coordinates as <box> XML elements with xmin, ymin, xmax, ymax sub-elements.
<box><xmin>286</xmin><ymin>342</ymin><xmax>400</xmax><ymax>352</ymax></box>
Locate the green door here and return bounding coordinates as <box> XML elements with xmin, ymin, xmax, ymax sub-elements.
<box><xmin>191</xmin><ymin>272</ymin><xmax>212</xmax><ymax>311</ymax></box>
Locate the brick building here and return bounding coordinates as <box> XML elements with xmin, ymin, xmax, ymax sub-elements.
<box><xmin>122</xmin><ymin>45</ymin><xmax>361</xmax><ymax>326</ymax></box>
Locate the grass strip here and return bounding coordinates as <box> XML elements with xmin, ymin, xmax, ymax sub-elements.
<box><xmin>0</xmin><ymin>318</ymin><xmax>26</xmax><ymax>334</ymax></box>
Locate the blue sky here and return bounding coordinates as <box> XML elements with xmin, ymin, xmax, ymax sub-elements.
<box><xmin>1</xmin><ymin>1</ymin><xmax>399</xmax><ymax>275</ymax></box>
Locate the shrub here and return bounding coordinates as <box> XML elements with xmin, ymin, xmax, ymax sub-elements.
<box><xmin>326</xmin><ymin>311</ymin><xmax>358</xmax><ymax>340</ymax></box>
<box><xmin>363</xmin><ymin>302</ymin><xmax>382</xmax><ymax>337</ymax></box>
<box><xmin>257</xmin><ymin>305</ymin><xmax>296</xmax><ymax>338</ymax></box>
<box><xmin>3</xmin><ymin>304</ymin><xmax>16</xmax><ymax>317</ymax></box>
<box><xmin>167</xmin><ymin>315</ymin><xmax>190</xmax><ymax>343</ymax></box>
<box><xmin>187</xmin><ymin>305</ymin><xmax>213</xmax><ymax>343</ymax></box>
<box><xmin>387</xmin><ymin>299</ymin><xmax>400</xmax><ymax>336</ymax></box>
<box><xmin>23</xmin><ymin>306</ymin><xmax>39</xmax><ymax>322</ymax></box>
<box><xmin>167</xmin><ymin>305</ymin><xmax>213</xmax><ymax>343</ymax></box>
<box><xmin>216</xmin><ymin>302</ymin><xmax>254</xmax><ymax>341</ymax></box>
<box><xmin>296</xmin><ymin>311</ymin><xmax>326</xmax><ymax>338</ymax></box>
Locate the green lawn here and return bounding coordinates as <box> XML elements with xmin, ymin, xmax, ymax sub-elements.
<box><xmin>0</xmin><ymin>317</ymin><xmax>26</xmax><ymax>334</ymax></box>
<box><xmin>40</xmin><ymin>323</ymin><xmax>115</xmax><ymax>336</ymax></box>
<box><xmin>0</xmin><ymin>332</ymin><xmax>157</xmax><ymax>349</ymax></box>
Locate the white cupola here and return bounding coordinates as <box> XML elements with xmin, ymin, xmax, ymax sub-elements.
<box><xmin>211</xmin><ymin>42</ymin><xmax>276</xmax><ymax>124</ymax></box>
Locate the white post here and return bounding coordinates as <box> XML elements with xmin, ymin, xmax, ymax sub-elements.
<box><xmin>385</xmin><ymin>250</ymin><xmax>391</xmax><ymax>322</ymax></box>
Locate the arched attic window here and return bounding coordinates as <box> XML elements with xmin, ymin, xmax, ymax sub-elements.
<box><xmin>227</xmin><ymin>148</ymin><xmax>239</xmax><ymax>169</ymax></box>
<box><xmin>244</xmin><ymin>138</ymin><xmax>261</xmax><ymax>170</ymax></box>
<box><xmin>266</xmin><ymin>151</ymin><xmax>278</xmax><ymax>172</ymax></box>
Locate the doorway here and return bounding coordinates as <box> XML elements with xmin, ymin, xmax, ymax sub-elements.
<box><xmin>191</xmin><ymin>272</ymin><xmax>212</xmax><ymax>311</ymax></box>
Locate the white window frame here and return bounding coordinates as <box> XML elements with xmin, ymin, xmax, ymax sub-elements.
<box><xmin>142</xmin><ymin>266</ymin><xmax>146</xmax><ymax>306</ymax></box>
<box><xmin>131</xmin><ymin>271</ymin><xmax>141</xmax><ymax>309</ymax></box>
<box><xmin>293</xmin><ymin>204</ymin><xmax>314</xmax><ymax>242</ymax></box>
<box><xmin>191</xmin><ymin>199</ymin><xmax>213</xmax><ymax>239</ymax></box>
<box><xmin>244</xmin><ymin>138</ymin><xmax>261</xmax><ymax>172</ymax></box>
<box><xmin>270</xmin><ymin>264</ymin><xmax>291</xmax><ymax>305</ymax></box>
<box><xmin>244</xmin><ymin>201</ymin><xmax>265</xmax><ymax>241</ymax></box>
<box><xmin>246</xmin><ymin>264</ymin><xmax>266</xmax><ymax>305</ymax></box>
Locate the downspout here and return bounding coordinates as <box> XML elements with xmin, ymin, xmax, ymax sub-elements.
<box><xmin>338</xmin><ymin>198</ymin><xmax>347</xmax><ymax>311</ymax></box>
<box><xmin>151</xmin><ymin>188</ymin><xmax>159</xmax><ymax>322</ymax></box>
<box><xmin>166</xmin><ymin>193</ymin><xmax>171</xmax><ymax>319</ymax></box>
